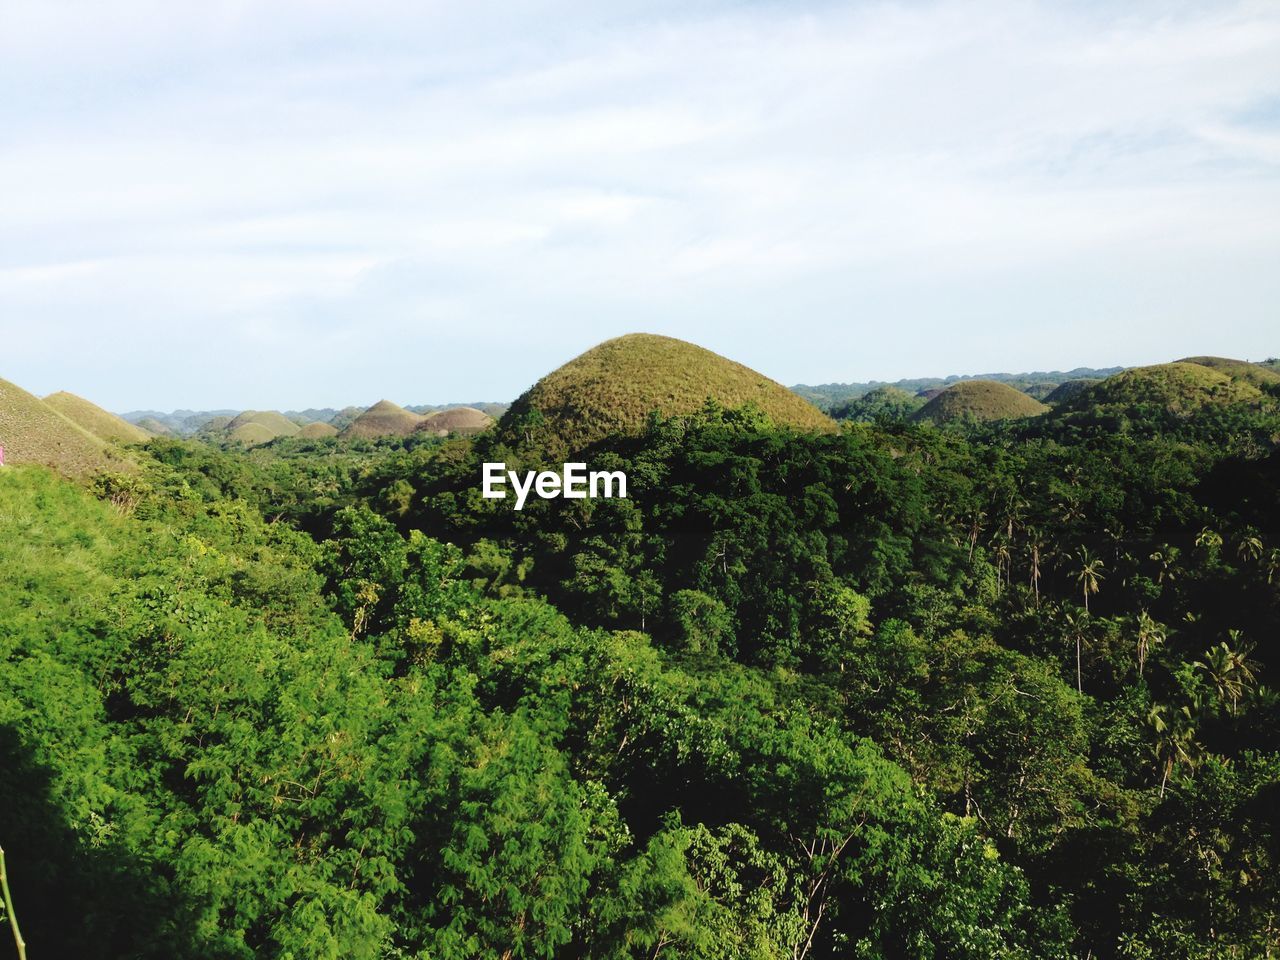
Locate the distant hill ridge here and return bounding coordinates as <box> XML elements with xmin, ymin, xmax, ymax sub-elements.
<box><xmin>123</xmin><ymin>402</ymin><xmax>510</xmax><ymax>435</ymax></box>
<box><xmin>794</xmin><ymin>367</ymin><xmax>1126</xmax><ymax>411</ymax></box>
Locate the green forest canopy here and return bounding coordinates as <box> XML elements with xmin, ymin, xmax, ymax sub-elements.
<box><xmin>1</xmin><ymin>354</ymin><xmax>1279</xmax><ymax>958</ymax></box>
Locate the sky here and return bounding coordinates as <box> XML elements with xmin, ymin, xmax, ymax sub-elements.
<box><xmin>2</xmin><ymin>0</ymin><xmax>1279</xmax><ymax>411</ymax></box>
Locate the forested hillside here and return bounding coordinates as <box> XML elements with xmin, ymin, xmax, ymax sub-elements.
<box><xmin>2</xmin><ymin>358</ymin><xmax>1279</xmax><ymax>958</ymax></box>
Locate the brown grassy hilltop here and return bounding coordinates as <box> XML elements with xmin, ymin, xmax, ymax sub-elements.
<box><xmin>913</xmin><ymin>380</ymin><xmax>1049</xmax><ymax>424</ymax></box>
<box><xmin>341</xmin><ymin>400</ymin><xmax>423</xmax><ymax>439</ymax></box>
<box><xmin>416</xmin><ymin>406</ymin><xmax>494</xmax><ymax>437</ymax></box>
<box><xmin>499</xmin><ymin>333</ymin><xmax>836</xmax><ymax>451</ymax></box>
<box><xmin>298</xmin><ymin>422</ymin><xmax>340</xmax><ymax>439</ymax></box>
<box><xmin>228</xmin><ymin>422</ymin><xmax>278</xmax><ymax>446</ymax></box>
<box><xmin>225</xmin><ymin>411</ymin><xmax>301</xmax><ymax>439</ymax></box>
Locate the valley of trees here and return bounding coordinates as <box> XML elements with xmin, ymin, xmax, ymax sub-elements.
<box><xmin>2</xmin><ymin>359</ymin><xmax>1279</xmax><ymax>958</ymax></box>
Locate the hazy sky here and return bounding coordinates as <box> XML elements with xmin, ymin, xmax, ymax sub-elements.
<box><xmin>2</xmin><ymin>0</ymin><xmax>1279</xmax><ymax>410</ymax></box>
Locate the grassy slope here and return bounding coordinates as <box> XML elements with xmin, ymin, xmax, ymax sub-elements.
<box><xmin>341</xmin><ymin>400</ymin><xmax>425</xmax><ymax>438</ymax></box>
<box><xmin>1066</xmin><ymin>362</ymin><xmax>1264</xmax><ymax>414</ymax></box>
<box><xmin>228</xmin><ymin>422</ymin><xmax>277</xmax><ymax>446</ymax></box>
<box><xmin>226</xmin><ymin>411</ymin><xmax>301</xmax><ymax>438</ymax></box>
<box><xmin>44</xmin><ymin>391</ymin><xmax>152</xmax><ymax>444</ymax></box>
<box><xmin>297</xmin><ymin>422</ymin><xmax>340</xmax><ymax>439</ymax></box>
<box><xmin>502</xmin><ymin>333</ymin><xmax>836</xmax><ymax>451</ymax></box>
<box><xmin>914</xmin><ymin>380</ymin><xmax>1049</xmax><ymax>424</ymax></box>
<box><xmin>1179</xmin><ymin>356</ymin><xmax>1280</xmax><ymax>389</ymax></box>
<box><xmin>0</xmin><ymin>378</ymin><xmax>122</xmax><ymax>476</ymax></box>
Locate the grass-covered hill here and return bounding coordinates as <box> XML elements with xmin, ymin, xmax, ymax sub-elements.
<box><xmin>228</xmin><ymin>422</ymin><xmax>278</xmax><ymax>446</ymax></box>
<box><xmin>0</xmin><ymin>377</ymin><xmax>123</xmax><ymax>476</ymax></box>
<box><xmin>1179</xmin><ymin>356</ymin><xmax>1280</xmax><ymax>390</ymax></box>
<box><xmin>1061</xmin><ymin>362</ymin><xmax>1265</xmax><ymax>416</ymax></box>
<box><xmin>416</xmin><ymin>406</ymin><xmax>494</xmax><ymax>436</ymax></box>
<box><xmin>226</xmin><ymin>410</ymin><xmax>302</xmax><ymax>439</ymax></box>
<box><xmin>500</xmin><ymin>333</ymin><xmax>836</xmax><ymax>451</ymax></box>
<box><xmin>341</xmin><ymin>400</ymin><xmax>423</xmax><ymax>438</ymax></box>
<box><xmin>43</xmin><ymin>391</ymin><xmax>152</xmax><ymax>444</ymax></box>
<box><xmin>297</xmin><ymin>421</ymin><xmax>340</xmax><ymax>439</ymax></box>
<box><xmin>913</xmin><ymin>380</ymin><xmax>1049</xmax><ymax>424</ymax></box>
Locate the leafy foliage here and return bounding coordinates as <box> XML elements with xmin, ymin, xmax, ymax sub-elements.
<box><xmin>3</xmin><ymin>352</ymin><xmax>1280</xmax><ymax>958</ymax></box>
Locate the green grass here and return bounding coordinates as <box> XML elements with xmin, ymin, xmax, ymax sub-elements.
<box><xmin>0</xmin><ymin>378</ymin><xmax>124</xmax><ymax>477</ymax></box>
<box><xmin>340</xmin><ymin>400</ymin><xmax>423</xmax><ymax>438</ymax></box>
<box><xmin>1179</xmin><ymin>356</ymin><xmax>1280</xmax><ymax>389</ymax></box>
<box><xmin>500</xmin><ymin>333</ymin><xmax>836</xmax><ymax>451</ymax></box>
<box><xmin>1064</xmin><ymin>362</ymin><xmax>1264</xmax><ymax>415</ymax></box>
<box><xmin>43</xmin><ymin>391</ymin><xmax>152</xmax><ymax>444</ymax></box>
<box><xmin>913</xmin><ymin>380</ymin><xmax>1049</xmax><ymax>424</ymax></box>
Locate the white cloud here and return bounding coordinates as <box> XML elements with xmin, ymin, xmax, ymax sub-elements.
<box><xmin>1</xmin><ymin>0</ymin><xmax>1278</xmax><ymax>407</ymax></box>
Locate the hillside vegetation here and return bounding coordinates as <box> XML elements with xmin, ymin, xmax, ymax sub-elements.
<box><xmin>501</xmin><ymin>333</ymin><xmax>836</xmax><ymax>452</ymax></box>
<box><xmin>4</xmin><ymin>337</ymin><xmax>1280</xmax><ymax>958</ymax></box>
<box><xmin>1179</xmin><ymin>356</ymin><xmax>1280</xmax><ymax>389</ymax></box>
<box><xmin>1063</xmin><ymin>363</ymin><xmax>1265</xmax><ymax>416</ymax></box>
<box><xmin>44</xmin><ymin>390</ymin><xmax>152</xmax><ymax>444</ymax></box>
<box><xmin>0</xmin><ymin>377</ymin><xmax>121</xmax><ymax>476</ymax></box>
<box><xmin>1043</xmin><ymin>378</ymin><xmax>1101</xmax><ymax>405</ymax></box>
<box><xmin>913</xmin><ymin>379</ymin><xmax>1049</xmax><ymax>424</ymax></box>
<box><xmin>831</xmin><ymin>385</ymin><xmax>925</xmax><ymax>422</ymax></box>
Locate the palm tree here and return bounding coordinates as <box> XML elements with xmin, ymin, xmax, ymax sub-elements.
<box><xmin>1027</xmin><ymin>534</ymin><xmax>1044</xmax><ymax>606</ymax></box>
<box><xmin>966</xmin><ymin>508</ymin><xmax>987</xmax><ymax>562</ymax></box>
<box><xmin>1075</xmin><ymin>547</ymin><xmax>1105</xmax><ymax>614</ymax></box>
<box><xmin>1136</xmin><ymin>610</ymin><xmax>1165</xmax><ymax>679</ymax></box>
<box><xmin>1148</xmin><ymin>702</ymin><xmax>1202</xmax><ymax>797</ymax></box>
<box><xmin>1195</xmin><ymin>635</ymin><xmax>1258</xmax><ymax>716</ymax></box>
<box><xmin>992</xmin><ymin>533</ymin><xmax>1012</xmax><ymax>591</ymax></box>
<box><xmin>1064</xmin><ymin>609</ymin><xmax>1090</xmax><ymax>693</ymax></box>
